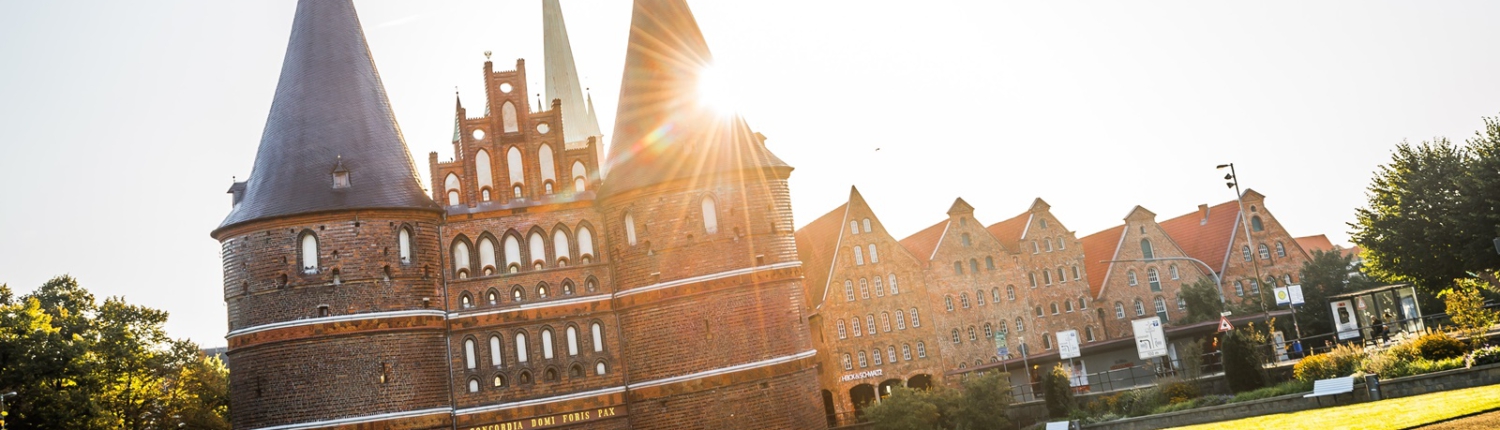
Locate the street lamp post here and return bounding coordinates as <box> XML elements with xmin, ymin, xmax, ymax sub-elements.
<box><xmin>1217</xmin><ymin>163</ymin><xmax>1302</xmax><ymax>339</ymax></box>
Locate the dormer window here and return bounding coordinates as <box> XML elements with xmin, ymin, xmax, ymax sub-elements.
<box><xmin>331</xmin><ymin>158</ymin><xmax>350</xmax><ymax>189</ymax></box>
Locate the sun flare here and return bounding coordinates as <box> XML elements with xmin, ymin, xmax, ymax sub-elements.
<box><xmin>696</xmin><ymin>62</ymin><xmax>741</xmax><ymax>115</ymax></box>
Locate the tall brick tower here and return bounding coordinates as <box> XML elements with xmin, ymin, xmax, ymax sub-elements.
<box><xmin>211</xmin><ymin>1</ymin><xmax>452</xmax><ymax>428</ymax></box>
<box><xmin>599</xmin><ymin>1</ymin><xmax>825</xmax><ymax>428</ymax></box>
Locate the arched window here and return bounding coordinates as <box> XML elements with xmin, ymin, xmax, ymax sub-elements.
<box><xmin>1283</xmin><ymin>274</ymin><xmax>1294</xmax><ymax>286</ymax></box>
<box><xmin>474</xmin><ymin>149</ymin><xmax>494</xmax><ymax>198</ymax></box>
<box><xmin>1006</xmin><ymin>285</ymin><xmax>1016</xmax><ymax>300</ymax></box>
<box><xmin>1029</xmin><ymin>272</ymin><xmax>1038</xmax><ymax>287</ymax></box>
<box><xmin>1127</xmin><ymin>270</ymin><xmax>1138</xmax><ymax>286</ymax></box>
<box><xmin>1015</xmin><ymin>318</ymin><xmax>1025</xmax><ymax>332</ymax></box>
<box><xmin>538</xmin><ymin>145</ymin><xmax>557</xmax><ymax>192</ymax></box>
<box><xmin>854</xmin><ymin>246</ymin><xmax>864</xmax><ymax>265</ymax></box>
<box><xmin>1141</xmin><ymin>239</ymin><xmax>1155</xmax><ymax>260</ymax></box>
<box><xmin>1154</xmin><ymin>296</ymin><xmax>1168</xmax><ymax>316</ymax></box>
<box><xmin>541</xmin><ymin>328</ymin><xmax>555</xmax><ymax>359</ymax></box>
<box><xmin>596</xmin><ymin>361</ymin><xmax>608</xmax><ymax>375</ymax></box>
<box><xmin>944</xmin><ymin>296</ymin><xmax>954</xmax><ymax>311</ymax></box>
<box><xmin>1178</xmin><ymin>295</ymin><xmax>1188</xmax><ymax>310</ymax></box>
<box><xmin>851</xmin><ymin>317</ymin><xmax>862</xmax><ymax>337</ymax></box>
<box><xmin>986</xmin><ymin>256</ymin><xmax>995</xmax><ymax>270</ymax></box>
<box><xmin>501</xmin><ymin>101</ymin><xmax>519</xmax><ymax>133</ymax></box>
<box><xmin>961</xmin><ymin>233</ymin><xmax>972</xmax><ymax>247</ymax></box>
<box><xmin>873</xmin><ymin>277</ymin><xmax>885</xmax><ymax>298</ymax></box>
<box><xmin>1242</xmin><ymin>245</ymin><xmax>1252</xmax><ymax>262</ymax></box>
<box><xmin>478</xmin><ymin>237</ymin><xmax>497</xmax><ymax>275</ymax></box>
<box><xmin>951</xmin><ymin>329</ymin><xmax>961</xmax><ymax>344</ymax></box>
<box><xmin>967</xmin><ymin>326</ymin><xmax>977</xmax><ymax>341</ymax></box>
<box><xmin>1235</xmin><ymin>281</ymin><xmax>1245</xmax><ymax>297</ymax></box>
<box><xmin>1276</xmin><ymin>241</ymin><xmax>1287</xmax><ymax>257</ymax></box>
<box><xmin>858</xmin><ymin>351</ymin><xmax>868</xmax><ymax>368</ymax></box>
<box><xmin>1258</xmin><ymin>244</ymin><xmax>1271</xmax><ymax>260</ymax></box>
<box><xmin>1249</xmin><ymin>279</ymin><xmax>1261</xmax><ymax>294</ymax></box>
<box><xmin>1169</xmin><ymin>265</ymin><xmax>1180</xmax><ymax>280</ymax></box>
<box><xmin>872</xmin><ymin>349</ymin><xmax>882</xmax><ymax>366</ymax></box>
<box><xmin>1043</xmin><ymin>270</ymin><xmax>1052</xmax><ymax>285</ymax></box>
<box><xmin>528</xmin><ymin>231</ymin><xmax>547</xmax><ymax>268</ymax></box>
<box><xmin>1050</xmin><ymin>302</ymin><xmax>1060</xmax><ymax>315</ymax></box>
<box><xmin>572</xmin><ymin>161</ymin><xmax>588</xmax><ymax>192</ymax></box>
<box><xmin>902</xmin><ymin>344</ymin><xmax>912</xmax><ymax>360</ymax></box>
<box><xmin>515</xmin><ymin>332</ymin><xmax>529</xmax><ymax>363</ymax></box>
<box><xmin>503</xmin><ymin>234</ymin><xmax>522</xmax><ymax>273</ymax></box>
<box><xmin>975</xmin><ymin>289</ymin><xmax>986</xmax><ymax>306</ymax></box>
<box><xmin>512</xmin><ymin>286</ymin><xmax>525</xmax><ymax>302</ymax></box>
<box><xmin>1114</xmin><ymin>302</ymin><xmax>1125</xmax><ymax>319</ymax></box>
<box><xmin>953</xmin><ymin>261</ymin><xmax>963</xmax><ymax>275</ymax></box>
<box><xmin>699</xmin><ymin>196</ymin><xmax>718</xmax><ymax>234</ymax></box>
<box><xmin>506</xmin><ymin>146</ymin><xmax>525</xmax><ymax>195</ymax></box>
<box><xmin>868</xmin><ymin>244</ymin><xmax>879</xmax><ymax>263</ymax></box>
<box><xmin>300</xmin><ymin>232</ymin><xmax>319</xmax><ymax>274</ymax></box>
<box><xmin>866</xmin><ymin>315</ymin><xmax>876</xmax><ymax>335</ymax></box>
<box><xmin>1134</xmin><ymin>299</ymin><xmax>1146</xmax><ymax>316</ymax></box>
<box><xmin>1057</xmin><ymin>267</ymin><xmax>1066</xmax><ymax>284</ymax></box>
<box><xmin>577</xmin><ymin>226</ymin><xmax>595</xmax><ymax>261</ymax></box>
<box><xmin>493</xmin><ymin>374</ymin><xmax>507</xmax><ymax>388</ymax></box>
<box><xmin>842</xmin><ymin>354</ymin><xmax>853</xmax><ymax>370</ymax></box>
<box><xmin>991</xmin><ymin>287</ymin><xmax>1000</xmax><ymax>303</ymax></box>
<box><xmin>445</xmin><ymin>173</ymin><xmax>462</xmax><ymax>206</ymax></box>
<box><xmin>859</xmin><ymin>278</ymin><xmax>870</xmax><ymax>299</ymax></box>
<box><xmin>464</xmin><ymin>338</ymin><xmax>477</xmax><ymax>369</ymax></box>
<box><xmin>537</xmin><ymin>284</ymin><xmax>549</xmax><ymax>299</ymax></box>
<box><xmin>888</xmin><ymin>274</ymin><xmax>899</xmax><ymax>295</ymax></box>
<box><xmin>844</xmin><ymin>280</ymin><xmax>855</xmax><ymax>301</ymax></box>
<box><xmin>1045</xmin><ymin>238</ymin><xmax>1054</xmax><ymax>252</ymax></box>
<box><xmin>1035</xmin><ymin>306</ymin><xmax>1044</xmax><ymax>317</ymax></box>
<box><xmin>1058</xmin><ymin>237</ymin><xmax>1066</xmax><ymax>250</ymax></box>
<box><xmin>623</xmin><ymin>212</ymin><xmax>637</xmax><ymax>246</ymax></box>
<box><xmin>910</xmin><ymin>307</ymin><xmax>921</xmax><ymax>327</ymax></box>
<box><xmin>970</xmin><ymin>259</ymin><xmax>979</xmax><ymax>273</ymax></box>
<box><xmin>1251</xmin><ymin>216</ymin><xmax>1264</xmax><ymax>232</ymax></box>
<box><xmin>837</xmin><ymin>319</ymin><xmax>847</xmax><ymax>339</ymax></box>
<box><xmin>1043</xmin><ymin>334</ymin><xmax>1053</xmax><ymax>350</ymax></box>
<box><xmin>468</xmin><ymin>378</ymin><xmax>479</xmax><ymax>393</ymax></box>
<box><xmin>1079</xmin><ymin>297</ymin><xmax>1088</xmax><ymax>310</ymax></box>
<box><xmin>895</xmin><ymin>311</ymin><xmax>906</xmax><ymax>329</ymax></box>
<box><xmin>398</xmin><ymin>228</ymin><xmax>413</xmax><ymax>264</ymax></box>
<box><xmin>1073</xmin><ymin>266</ymin><xmax>1081</xmax><ymax>280</ymax></box>
<box><xmin>887</xmin><ymin>346</ymin><xmax>897</xmax><ymax>363</ymax></box>
<box><xmin>490</xmin><ymin>335</ymin><xmax>503</xmax><ymax>367</ymax></box>
<box><xmin>984</xmin><ymin>323</ymin><xmax>993</xmax><ymax>338</ymax></box>
<box><xmin>566</xmin><ymin>326</ymin><xmax>579</xmax><ymax>356</ymax></box>
<box><xmin>849</xmin><ymin>221</ymin><xmax>859</xmax><ymax>235</ymax></box>
<box><xmin>1032</xmin><ymin>241</ymin><xmax>1040</xmax><ymax>254</ymax></box>
<box><xmin>552</xmin><ymin>229</ymin><xmax>571</xmax><ymax>266</ymax></box>
<box><xmin>862</xmin><ymin>218</ymin><xmax>872</xmax><ymax>233</ymax></box>
<box><xmin>1147</xmin><ymin>268</ymin><xmax>1162</xmax><ymax>291</ymax></box>
<box><xmin>917</xmin><ymin>341</ymin><xmax>928</xmax><ymax>358</ymax></box>
<box><xmin>460</xmin><ymin>294</ymin><xmax>473</xmax><ymax>309</ymax></box>
<box><xmin>1085</xmin><ymin>326</ymin><xmax>1096</xmax><ymax>342</ymax></box>
<box><xmin>591</xmin><ymin>322</ymin><xmax>604</xmax><ymax>352</ymax></box>
<box><xmin>960</xmin><ymin>293</ymin><xmax>971</xmax><ymax>309</ymax></box>
<box><xmin>998</xmin><ymin>320</ymin><xmax>1009</xmax><ymax>334</ymax></box>
<box><xmin>1064</xmin><ymin>300</ymin><xmax>1074</xmax><ymax>312</ymax></box>
<box><xmin>451</xmin><ymin>239</ymin><xmax>471</xmax><ymax>278</ymax></box>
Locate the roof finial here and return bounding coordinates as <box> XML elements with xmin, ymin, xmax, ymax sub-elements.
<box><xmin>483</xmin><ymin>50</ymin><xmax>492</xmax><ymax>61</ymax></box>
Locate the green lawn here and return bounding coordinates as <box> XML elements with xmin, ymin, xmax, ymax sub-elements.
<box><xmin>1169</xmin><ymin>383</ymin><xmax>1500</xmax><ymax>430</ymax></box>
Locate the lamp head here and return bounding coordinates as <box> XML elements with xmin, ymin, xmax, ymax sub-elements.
<box><xmin>1216</xmin><ymin>164</ymin><xmax>1231</xmax><ymax>169</ymax></box>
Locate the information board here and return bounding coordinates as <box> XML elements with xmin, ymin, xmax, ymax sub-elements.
<box><xmin>1132</xmin><ymin>316</ymin><xmax>1167</xmax><ymax>359</ymax></box>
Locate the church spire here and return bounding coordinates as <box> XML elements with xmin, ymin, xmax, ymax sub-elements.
<box><xmin>217</xmin><ymin>0</ymin><xmax>439</xmax><ymax>232</ymax></box>
<box><xmin>601</xmin><ymin>0</ymin><xmax>790</xmax><ymax>195</ymax></box>
<box><xmin>452</xmin><ymin>91</ymin><xmax>464</xmax><ymax>143</ymax></box>
<box><xmin>542</xmin><ymin>0</ymin><xmax>602</xmax><ymax>143</ymax></box>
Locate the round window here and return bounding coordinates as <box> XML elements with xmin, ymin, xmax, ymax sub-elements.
<box><xmin>499</xmin><ymin>82</ymin><xmax>513</xmax><ymax>93</ymax></box>
<box><xmin>536</xmin><ymin>123</ymin><xmax>550</xmax><ymax>134</ymax></box>
<box><xmin>472</xmin><ymin>129</ymin><xmax>485</xmax><ymax>140</ymax></box>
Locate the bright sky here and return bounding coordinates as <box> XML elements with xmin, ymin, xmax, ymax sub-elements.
<box><xmin>3</xmin><ymin>1</ymin><xmax>1498</xmax><ymax>347</ymax></box>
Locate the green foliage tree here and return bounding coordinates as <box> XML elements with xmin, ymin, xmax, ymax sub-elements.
<box><xmin>1040</xmin><ymin>364</ymin><xmax>1075</xmax><ymax>418</ymax></box>
<box><xmin>1221</xmin><ymin>323</ymin><xmax>1269</xmax><ymax>393</ymax></box>
<box><xmin>1444</xmin><ymin>278</ymin><xmax>1499</xmax><ymax>351</ymax></box>
<box><xmin>865</xmin><ymin>372</ymin><xmax>1015</xmax><ymax>430</ymax></box>
<box><xmin>0</xmin><ymin>275</ymin><xmax>230</xmax><ymax>430</ymax></box>
<box><xmin>1178</xmin><ymin>279</ymin><xmax>1224</xmax><ymax>325</ymax></box>
<box><xmin>948</xmin><ymin>371</ymin><xmax>1014</xmax><ymax>430</ymax></box>
<box><xmin>1352</xmin><ymin>115</ymin><xmax>1500</xmax><ymax>294</ymax></box>
<box><xmin>865</xmin><ymin>386</ymin><xmax>943</xmax><ymax>430</ymax></box>
<box><xmin>1296</xmin><ymin>249</ymin><xmax>1383</xmax><ymax>335</ymax></box>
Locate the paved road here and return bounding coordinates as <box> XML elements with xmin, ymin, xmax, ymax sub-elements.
<box><xmin>1411</xmin><ymin>409</ymin><xmax>1500</xmax><ymax>430</ymax></box>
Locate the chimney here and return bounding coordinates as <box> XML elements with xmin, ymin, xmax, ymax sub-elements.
<box><xmin>1198</xmin><ymin>204</ymin><xmax>1210</xmax><ymax>225</ymax></box>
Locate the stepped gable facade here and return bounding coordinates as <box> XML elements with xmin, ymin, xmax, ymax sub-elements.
<box><xmin>1082</xmin><ymin>206</ymin><xmax>1215</xmax><ymax>340</ymax></box>
<box><xmin>216</xmin><ymin>1</ymin><xmax>824</xmax><ymax>429</ymax></box>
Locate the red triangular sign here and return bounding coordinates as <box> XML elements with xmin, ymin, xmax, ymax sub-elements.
<box><xmin>1218</xmin><ymin>317</ymin><xmax>1234</xmax><ymax>332</ymax></box>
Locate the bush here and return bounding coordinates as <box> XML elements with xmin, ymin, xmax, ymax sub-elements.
<box><xmin>1160</xmin><ymin>378</ymin><xmax>1201</xmax><ymax>404</ymax></box>
<box><xmin>1041</xmin><ymin>364</ymin><xmax>1075</xmax><ymax>418</ymax></box>
<box><xmin>1123</xmin><ymin>386</ymin><xmax>1166</xmax><ymax>417</ymax></box>
<box><xmin>1295</xmin><ymin>343</ymin><xmax>1367</xmax><ymax>382</ymax></box>
<box><xmin>1413</xmin><ymin>331</ymin><xmax>1466</xmax><ymax>361</ymax></box>
<box><xmin>1222</xmin><ymin>329</ymin><xmax>1268</xmax><ymax>391</ymax></box>
<box><xmin>1472</xmin><ymin>346</ymin><xmax>1500</xmax><ymax>366</ymax></box>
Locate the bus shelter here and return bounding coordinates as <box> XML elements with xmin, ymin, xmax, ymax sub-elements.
<box><xmin>1328</xmin><ymin>284</ymin><xmax>1424</xmax><ymax>343</ymax></box>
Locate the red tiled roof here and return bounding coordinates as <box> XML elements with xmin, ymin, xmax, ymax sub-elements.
<box><xmin>1343</xmin><ymin>246</ymin><xmax>1362</xmax><ymax>259</ymax></box>
<box><xmin>1080</xmin><ymin>225</ymin><xmax>1125</xmax><ymax>298</ymax></box>
<box><xmin>985</xmin><ymin>211</ymin><xmax>1030</xmax><ymax>253</ymax></box>
<box><xmin>793</xmin><ymin>202</ymin><xmax>848</xmax><ymax>310</ymax></box>
<box><xmin>1294</xmin><ymin>235</ymin><xmax>1336</xmax><ymax>255</ymax></box>
<box><xmin>1157</xmin><ymin>200</ymin><xmax>1242</xmax><ymax>274</ymax></box>
<box><xmin>898</xmin><ymin>219</ymin><xmax>949</xmax><ymax>262</ymax></box>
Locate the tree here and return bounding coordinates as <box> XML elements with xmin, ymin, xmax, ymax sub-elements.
<box><xmin>865</xmin><ymin>386</ymin><xmax>942</xmax><ymax>430</ymax></box>
<box><xmin>0</xmin><ymin>275</ymin><xmax>230</xmax><ymax>430</ymax></box>
<box><xmin>1178</xmin><ymin>279</ymin><xmax>1225</xmax><ymax>325</ymax></box>
<box><xmin>1040</xmin><ymin>364</ymin><xmax>1074</xmax><ymax>418</ymax></box>
<box><xmin>1353</xmin><ymin>115</ymin><xmax>1500</xmax><ymax>294</ymax></box>
<box><xmin>1444</xmin><ymin>278</ymin><xmax>1499</xmax><ymax>351</ymax></box>
<box><xmin>1221</xmin><ymin>323</ymin><xmax>1269</xmax><ymax>392</ymax></box>
<box><xmin>865</xmin><ymin>372</ymin><xmax>1014</xmax><ymax>430</ymax></box>
<box><xmin>1297</xmin><ymin>249</ymin><xmax>1382</xmax><ymax>336</ymax></box>
<box><xmin>948</xmin><ymin>371</ymin><xmax>1014</xmax><ymax>430</ymax></box>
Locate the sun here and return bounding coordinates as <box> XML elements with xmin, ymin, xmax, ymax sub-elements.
<box><xmin>696</xmin><ymin>62</ymin><xmax>741</xmax><ymax>115</ymax></box>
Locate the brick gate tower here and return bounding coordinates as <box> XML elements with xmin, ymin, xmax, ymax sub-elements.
<box><xmin>598</xmin><ymin>1</ymin><xmax>826</xmax><ymax>428</ymax></box>
<box><xmin>211</xmin><ymin>1</ymin><xmax>452</xmax><ymax>428</ymax></box>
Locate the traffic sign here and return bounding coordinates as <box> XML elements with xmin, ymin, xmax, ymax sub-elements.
<box><xmin>1218</xmin><ymin>316</ymin><xmax>1234</xmax><ymax>332</ymax></box>
<box><xmin>1057</xmin><ymin>330</ymin><xmax>1080</xmax><ymax>359</ymax></box>
<box><xmin>1274</xmin><ymin>287</ymin><xmax>1291</xmax><ymax>305</ymax></box>
<box><xmin>1133</xmin><ymin>317</ymin><xmax>1168</xmax><ymax>359</ymax></box>
<box><xmin>994</xmin><ymin>331</ymin><xmax>1008</xmax><ymax>358</ymax></box>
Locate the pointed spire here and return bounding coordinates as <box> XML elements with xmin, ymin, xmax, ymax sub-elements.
<box><xmin>602</xmin><ymin>0</ymin><xmax>790</xmax><ymax>195</ymax></box>
<box><xmin>452</xmin><ymin>90</ymin><xmax>464</xmax><ymax>143</ymax></box>
<box><xmin>542</xmin><ymin>0</ymin><xmax>603</xmax><ymax>142</ymax></box>
<box><xmin>217</xmin><ymin>0</ymin><xmax>438</xmax><ymax>232</ymax></box>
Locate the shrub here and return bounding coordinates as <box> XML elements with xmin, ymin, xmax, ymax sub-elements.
<box><xmin>1472</xmin><ymin>346</ymin><xmax>1500</xmax><ymax>366</ymax></box>
<box><xmin>1041</xmin><ymin>364</ymin><xmax>1075</xmax><ymax>418</ymax></box>
<box><xmin>1222</xmin><ymin>329</ymin><xmax>1268</xmax><ymax>392</ymax></box>
<box><xmin>1412</xmin><ymin>331</ymin><xmax>1465</xmax><ymax>361</ymax></box>
<box><xmin>1160</xmin><ymin>378</ymin><xmax>1201</xmax><ymax>404</ymax></box>
<box><xmin>1295</xmin><ymin>344</ymin><xmax>1367</xmax><ymax>382</ymax></box>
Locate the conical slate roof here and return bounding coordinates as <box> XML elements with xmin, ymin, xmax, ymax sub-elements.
<box><xmin>602</xmin><ymin>0</ymin><xmax>790</xmax><ymax>196</ymax></box>
<box><xmin>543</xmin><ymin>0</ymin><xmax>602</xmax><ymax>142</ymax></box>
<box><xmin>217</xmin><ymin>0</ymin><xmax>439</xmax><ymax>233</ymax></box>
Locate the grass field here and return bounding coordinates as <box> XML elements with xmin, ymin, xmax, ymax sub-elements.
<box><xmin>1169</xmin><ymin>383</ymin><xmax>1500</xmax><ymax>430</ymax></box>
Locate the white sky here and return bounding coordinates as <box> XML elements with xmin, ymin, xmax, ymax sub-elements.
<box><xmin>2</xmin><ymin>1</ymin><xmax>1498</xmax><ymax>347</ymax></box>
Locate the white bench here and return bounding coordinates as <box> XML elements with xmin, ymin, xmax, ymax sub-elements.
<box><xmin>1304</xmin><ymin>376</ymin><xmax>1355</xmax><ymax>405</ymax></box>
